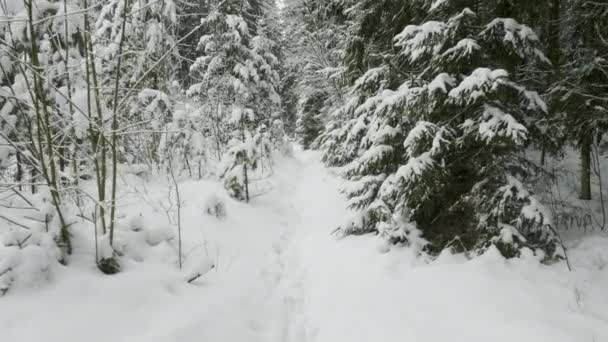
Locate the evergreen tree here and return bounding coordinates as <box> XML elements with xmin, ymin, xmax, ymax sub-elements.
<box><xmin>94</xmin><ymin>0</ymin><xmax>179</xmax><ymax>166</ymax></box>
<box><xmin>188</xmin><ymin>0</ymin><xmax>281</xmax><ymax>201</ymax></box>
<box><xmin>321</xmin><ymin>0</ymin><xmax>563</xmax><ymax>260</ymax></box>
<box><xmin>295</xmin><ymin>93</ymin><xmax>325</xmax><ymax>149</ymax></box>
<box><xmin>282</xmin><ymin>0</ymin><xmax>348</xmax><ymax>149</ymax></box>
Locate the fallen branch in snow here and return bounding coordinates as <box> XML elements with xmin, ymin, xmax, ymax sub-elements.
<box><xmin>17</xmin><ymin>234</ymin><xmax>32</xmax><ymax>249</ymax></box>
<box><xmin>9</xmin><ymin>188</ymin><xmax>37</xmax><ymax>209</ymax></box>
<box><xmin>0</xmin><ymin>214</ymin><xmax>32</xmax><ymax>230</ymax></box>
<box><xmin>547</xmin><ymin>225</ymin><xmax>572</xmax><ymax>272</ymax></box>
<box><xmin>0</xmin><ymin>267</ymin><xmax>11</xmax><ymax>278</ymax></box>
<box><xmin>187</xmin><ymin>264</ymin><xmax>215</xmax><ymax>284</ymax></box>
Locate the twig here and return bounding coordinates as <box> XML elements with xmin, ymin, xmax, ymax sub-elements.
<box><xmin>187</xmin><ymin>264</ymin><xmax>215</xmax><ymax>284</ymax></box>
<box><xmin>0</xmin><ymin>214</ymin><xmax>32</xmax><ymax>230</ymax></box>
<box><xmin>17</xmin><ymin>234</ymin><xmax>32</xmax><ymax>248</ymax></box>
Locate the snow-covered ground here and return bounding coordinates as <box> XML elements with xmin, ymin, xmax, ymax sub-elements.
<box><xmin>1</xmin><ymin>148</ymin><xmax>607</xmax><ymax>342</ymax></box>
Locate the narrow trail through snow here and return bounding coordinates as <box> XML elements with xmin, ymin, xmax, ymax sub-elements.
<box><xmin>158</xmin><ymin>147</ymin><xmax>341</xmax><ymax>342</ymax></box>
<box><xmin>0</xmin><ymin>148</ymin><xmax>343</xmax><ymax>342</ymax></box>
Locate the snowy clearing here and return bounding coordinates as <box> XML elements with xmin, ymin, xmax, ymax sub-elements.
<box><xmin>1</xmin><ymin>148</ymin><xmax>607</xmax><ymax>342</ymax></box>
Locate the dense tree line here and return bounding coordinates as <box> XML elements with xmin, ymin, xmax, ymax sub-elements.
<box><xmin>0</xmin><ymin>0</ymin><xmax>288</xmax><ymax>283</ymax></box>
<box><xmin>0</xmin><ymin>0</ymin><xmax>606</xmax><ymax>291</ymax></box>
<box><xmin>287</xmin><ymin>0</ymin><xmax>608</xmax><ymax>260</ymax></box>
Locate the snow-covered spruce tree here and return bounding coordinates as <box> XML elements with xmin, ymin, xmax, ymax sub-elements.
<box><xmin>315</xmin><ymin>0</ymin><xmax>428</xmax><ymax>162</ymax></box>
<box><xmin>257</xmin><ymin>2</ymin><xmax>297</xmax><ymax>133</ymax></box>
<box><xmin>325</xmin><ymin>0</ymin><xmax>563</xmax><ymax>260</ymax></box>
<box><xmin>157</xmin><ymin>103</ymin><xmax>213</xmax><ymax>179</ymax></box>
<box><xmin>188</xmin><ymin>0</ymin><xmax>281</xmax><ymax>201</ymax></box>
<box><xmin>94</xmin><ymin>0</ymin><xmax>179</xmax><ymax>166</ymax></box>
<box><xmin>129</xmin><ymin>88</ymin><xmax>173</xmax><ymax>166</ymax></box>
<box><xmin>270</xmin><ymin>118</ymin><xmax>291</xmax><ymax>155</ymax></box>
<box><xmin>482</xmin><ymin>1</ymin><xmax>567</xmax><ymax>168</ymax></box>
<box><xmin>295</xmin><ymin>93</ymin><xmax>325</xmax><ymax>150</ymax></box>
<box><xmin>282</xmin><ymin>0</ymin><xmax>348</xmax><ymax>150</ymax></box>
<box><xmin>125</xmin><ymin>0</ymin><xmax>179</xmax><ymax>166</ymax></box>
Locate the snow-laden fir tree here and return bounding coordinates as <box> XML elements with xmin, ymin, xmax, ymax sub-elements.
<box><xmin>94</xmin><ymin>0</ymin><xmax>179</xmax><ymax>166</ymax></box>
<box><xmin>188</xmin><ymin>0</ymin><xmax>281</xmax><ymax>201</ymax></box>
<box><xmin>314</xmin><ymin>0</ymin><xmax>427</xmax><ymax>161</ymax></box>
<box><xmin>321</xmin><ymin>0</ymin><xmax>563</xmax><ymax>260</ymax></box>
<box><xmin>157</xmin><ymin>103</ymin><xmax>212</xmax><ymax>179</ymax></box>
<box><xmin>282</xmin><ymin>0</ymin><xmax>348</xmax><ymax>150</ymax></box>
<box><xmin>295</xmin><ymin>93</ymin><xmax>325</xmax><ymax>150</ymax></box>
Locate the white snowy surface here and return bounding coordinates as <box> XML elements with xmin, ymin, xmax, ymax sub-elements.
<box><xmin>1</xmin><ymin>148</ymin><xmax>607</xmax><ymax>342</ymax></box>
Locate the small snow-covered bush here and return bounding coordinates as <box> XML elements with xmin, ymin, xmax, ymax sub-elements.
<box><xmin>123</xmin><ymin>164</ymin><xmax>151</xmax><ymax>181</ymax></box>
<box><xmin>467</xmin><ymin>175</ymin><xmax>564</xmax><ymax>261</ymax></box>
<box><xmin>95</xmin><ymin>212</ymin><xmax>176</xmax><ymax>273</ymax></box>
<box><xmin>0</xmin><ymin>226</ymin><xmax>61</xmax><ymax>296</ymax></box>
<box><xmin>204</xmin><ymin>194</ymin><xmax>227</xmax><ymax>219</ymax></box>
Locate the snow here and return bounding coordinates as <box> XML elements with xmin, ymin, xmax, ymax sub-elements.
<box><xmin>403</xmin><ymin>121</ymin><xmax>438</xmax><ymax>155</ymax></box>
<box><xmin>449</xmin><ymin>68</ymin><xmax>509</xmax><ymax>103</ymax></box>
<box><xmin>483</xmin><ymin>18</ymin><xmax>551</xmax><ymax>64</ymax></box>
<box><xmin>428</xmin><ymin>73</ymin><xmax>455</xmax><ymax>93</ymax></box>
<box><xmin>429</xmin><ymin>0</ymin><xmax>448</xmax><ymax>12</ymax></box>
<box><xmin>479</xmin><ymin>104</ymin><xmax>528</xmax><ymax>144</ymax></box>
<box><xmin>1</xmin><ymin>148</ymin><xmax>608</xmax><ymax>342</ymax></box>
<box><xmin>440</xmin><ymin>38</ymin><xmax>481</xmax><ymax>62</ymax></box>
<box><xmin>395</xmin><ymin>21</ymin><xmax>447</xmax><ymax>62</ymax></box>
<box><xmin>353</xmin><ymin>66</ymin><xmax>387</xmax><ymax>91</ymax></box>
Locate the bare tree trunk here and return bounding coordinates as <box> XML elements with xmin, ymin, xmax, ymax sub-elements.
<box><xmin>581</xmin><ymin>134</ymin><xmax>592</xmax><ymax>200</ymax></box>
<box><xmin>240</xmin><ymin>118</ymin><xmax>250</xmax><ymax>203</ymax></box>
<box><xmin>59</xmin><ymin>146</ymin><xmax>67</xmax><ymax>173</ymax></box>
<box><xmin>72</xmin><ymin>146</ymin><xmax>81</xmax><ymax>207</ymax></box>
<box><xmin>540</xmin><ymin>146</ymin><xmax>546</xmax><ymax>166</ymax></box>
<box><xmin>168</xmin><ymin>154</ymin><xmax>182</xmax><ymax>269</ymax></box>
<box><xmin>31</xmin><ymin>168</ymin><xmax>37</xmax><ymax>194</ymax></box>
<box><xmin>547</xmin><ymin>0</ymin><xmax>561</xmax><ymax>65</ymax></box>
<box><xmin>83</xmin><ymin>1</ymin><xmax>108</xmax><ymax>235</ymax></box>
<box><xmin>185</xmin><ymin>154</ymin><xmax>192</xmax><ymax>177</ymax></box>
<box><xmin>16</xmin><ymin>151</ymin><xmax>22</xmax><ymax>191</ymax></box>
<box><xmin>212</xmin><ymin>101</ymin><xmax>223</xmax><ymax>161</ymax></box>
<box><xmin>109</xmin><ymin>0</ymin><xmax>130</xmax><ymax>246</ymax></box>
<box><xmin>541</xmin><ymin>0</ymin><xmax>561</xmax><ymax>168</ymax></box>
<box><xmin>244</xmin><ymin>162</ymin><xmax>249</xmax><ymax>203</ymax></box>
<box><xmin>25</xmin><ymin>0</ymin><xmax>71</xmax><ymax>255</ymax></box>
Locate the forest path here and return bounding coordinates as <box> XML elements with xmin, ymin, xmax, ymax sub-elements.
<box><xmin>0</xmin><ymin>146</ymin><xmax>348</xmax><ymax>342</ymax></box>
<box><xmin>213</xmin><ymin>146</ymin><xmax>352</xmax><ymax>342</ymax></box>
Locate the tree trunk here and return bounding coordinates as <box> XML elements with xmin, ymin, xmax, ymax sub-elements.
<box><xmin>580</xmin><ymin>135</ymin><xmax>592</xmax><ymax>200</ymax></box>
<box><xmin>540</xmin><ymin>146</ymin><xmax>546</xmax><ymax>166</ymax></box>
<box><xmin>109</xmin><ymin>0</ymin><xmax>130</xmax><ymax>246</ymax></box>
<box><xmin>244</xmin><ymin>162</ymin><xmax>250</xmax><ymax>203</ymax></box>
<box><xmin>547</xmin><ymin>0</ymin><xmax>561</xmax><ymax>65</ymax></box>
<box><xmin>31</xmin><ymin>167</ymin><xmax>37</xmax><ymax>194</ymax></box>
<box><xmin>59</xmin><ymin>146</ymin><xmax>66</xmax><ymax>173</ymax></box>
<box><xmin>239</xmin><ymin>115</ymin><xmax>250</xmax><ymax>203</ymax></box>
<box><xmin>542</xmin><ymin>0</ymin><xmax>560</xmax><ymax>168</ymax></box>
<box><xmin>16</xmin><ymin>151</ymin><xmax>22</xmax><ymax>191</ymax></box>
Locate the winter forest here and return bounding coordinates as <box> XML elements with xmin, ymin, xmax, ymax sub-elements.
<box><xmin>0</xmin><ymin>0</ymin><xmax>607</xmax><ymax>340</ymax></box>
